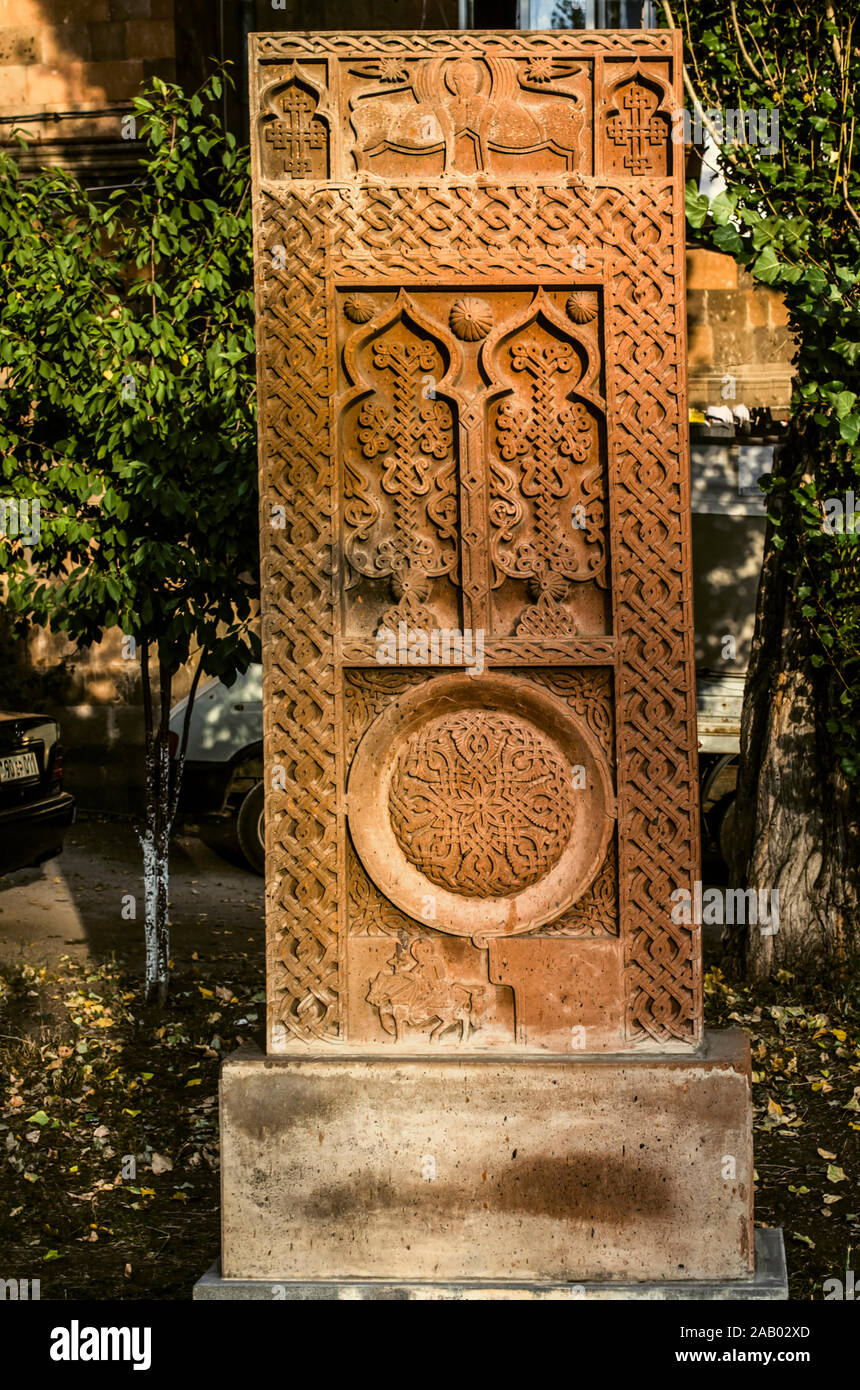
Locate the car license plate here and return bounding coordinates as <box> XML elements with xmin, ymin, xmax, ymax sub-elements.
<box><xmin>0</xmin><ymin>751</ymin><xmax>39</xmax><ymax>783</ymax></box>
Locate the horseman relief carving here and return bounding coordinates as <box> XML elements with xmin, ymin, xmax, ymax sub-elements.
<box><xmin>367</xmin><ymin>940</ymin><xmax>486</xmax><ymax>1043</ymax></box>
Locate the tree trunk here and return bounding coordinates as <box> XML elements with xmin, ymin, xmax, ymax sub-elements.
<box><xmin>140</xmin><ymin>645</ymin><xmax>173</xmax><ymax>1005</ymax></box>
<box><xmin>728</xmin><ymin>428</ymin><xmax>860</xmax><ymax>979</ymax></box>
<box><xmin>138</xmin><ymin>643</ymin><xmax>206</xmax><ymax>1005</ymax></box>
<box><xmin>142</xmin><ymin>820</ymin><xmax>170</xmax><ymax>1007</ymax></box>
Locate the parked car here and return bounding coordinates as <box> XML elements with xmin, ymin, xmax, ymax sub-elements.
<box><xmin>169</xmin><ymin>667</ymin><xmax>264</xmax><ymax>873</ymax></box>
<box><xmin>0</xmin><ymin>713</ymin><xmax>75</xmax><ymax>876</ymax></box>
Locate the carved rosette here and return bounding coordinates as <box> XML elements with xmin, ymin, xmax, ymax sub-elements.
<box><xmin>448</xmin><ymin>297</ymin><xmax>493</xmax><ymax>341</ymax></box>
<box><xmin>566</xmin><ymin>290</ymin><xmax>599</xmax><ymax>324</ymax></box>
<box><xmin>388</xmin><ymin>711</ymin><xmax>575</xmax><ymax>897</ymax></box>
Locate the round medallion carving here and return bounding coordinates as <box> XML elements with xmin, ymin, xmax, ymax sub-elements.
<box><xmin>347</xmin><ymin>673</ymin><xmax>615</xmax><ymax>939</ymax></box>
<box><xmin>565</xmin><ymin>290</ymin><xmax>599</xmax><ymax>324</ymax></box>
<box><xmin>387</xmin><ymin>711</ymin><xmax>575</xmax><ymax>898</ymax></box>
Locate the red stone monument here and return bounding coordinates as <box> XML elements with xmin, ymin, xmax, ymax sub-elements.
<box><xmin>196</xmin><ymin>27</ymin><xmax>786</xmax><ymax>1300</ymax></box>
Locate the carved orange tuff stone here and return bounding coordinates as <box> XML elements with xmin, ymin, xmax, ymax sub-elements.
<box><xmin>250</xmin><ymin>29</ymin><xmax>699</xmax><ymax>1055</ymax></box>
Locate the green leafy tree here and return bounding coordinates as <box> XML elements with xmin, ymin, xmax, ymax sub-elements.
<box><xmin>0</xmin><ymin>72</ymin><xmax>259</xmax><ymax>1003</ymax></box>
<box><xmin>663</xmin><ymin>3</ymin><xmax>859</xmax><ymax>976</ymax></box>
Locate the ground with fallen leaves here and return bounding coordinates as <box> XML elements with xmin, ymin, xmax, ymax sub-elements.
<box><xmin>706</xmin><ymin>967</ymin><xmax>860</xmax><ymax>1297</ymax></box>
<box><xmin>0</xmin><ymin>953</ymin><xmax>263</xmax><ymax>1299</ymax></box>
<box><xmin>1</xmin><ymin>950</ymin><xmax>857</xmax><ymax>1298</ymax></box>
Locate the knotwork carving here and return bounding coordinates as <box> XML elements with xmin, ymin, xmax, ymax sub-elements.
<box><xmin>488</xmin><ymin>307</ymin><xmax>607</xmax><ymax>634</ymax></box>
<box><xmin>256</xmin><ymin>192</ymin><xmax>340</xmax><ymax>1045</ymax></box>
<box><xmin>258</xmin><ymin>32</ymin><xmax>673</xmax><ymax>59</ymax></box>
<box><xmin>342</xmin><ymin>296</ymin><xmax>458</xmax><ymax>632</ymax></box>
<box><xmin>345</xmin><ymin>669</ymin><xmax>424</xmax><ymax>762</ymax></box>
<box><xmin>540</xmin><ymin>839</ymin><xmax>618</xmax><ymax>937</ymax></box>
<box><xmin>388</xmin><ymin>711</ymin><xmax>575</xmax><ymax>898</ymax></box>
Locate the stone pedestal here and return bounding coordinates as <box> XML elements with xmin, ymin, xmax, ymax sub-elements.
<box><xmin>217</xmin><ymin>1033</ymin><xmax>757</xmax><ymax>1285</ymax></box>
<box><xmin>194</xmin><ymin>1228</ymin><xmax>788</xmax><ymax>1299</ymax></box>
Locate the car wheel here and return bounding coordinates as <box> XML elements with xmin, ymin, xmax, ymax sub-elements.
<box><xmin>236</xmin><ymin>780</ymin><xmax>265</xmax><ymax>875</ymax></box>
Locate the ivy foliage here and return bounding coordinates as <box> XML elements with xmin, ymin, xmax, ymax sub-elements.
<box><xmin>0</xmin><ymin>70</ymin><xmax>260</xmax><ymax>682</ymax></box>
<box><xmin>669</xmin><ymin>1</ymin><xmax>860</xmax><ymax>778</ymax></box>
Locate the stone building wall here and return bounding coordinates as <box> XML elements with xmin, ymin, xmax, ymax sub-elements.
<box><xmin>0</xmin><ymin>0</ymin><xmax>177</xmax><ymax>176</ymax></box>
<box><xmin>687</xmin><ymin>247</ymin><xmax>794</xmax><ymax>413</ymax></box>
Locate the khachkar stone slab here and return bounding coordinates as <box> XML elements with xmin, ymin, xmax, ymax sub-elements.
<box><xmin>238</xmin><ymin>27</ymin><xmax>772</xmax><ymax>1293</ymax></box>
<box><xmin>252</xmin><ymin>26</ymin><xmax>699</xmax><ymax>1055</ymax></box>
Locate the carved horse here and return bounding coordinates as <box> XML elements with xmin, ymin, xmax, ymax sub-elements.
<box><xmin>367</xmin><ymin>960</ymin><xmax>485</xmax><ymax>1044</ymax></box>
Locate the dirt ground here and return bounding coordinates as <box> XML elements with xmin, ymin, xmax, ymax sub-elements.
<box><xmin>0</xmin><ymin>816</ymin><xmax>264</xmax><ymax>975</ymax></box>
<box><xmin>0</xmin><ymin>816</ymin><xmax>264</xmax><ymax>1298</ymax></box>
<box><xmin>1</xmin><ymin>818</ymin><xmax>858</xmax><ymax>1300</ymax></box>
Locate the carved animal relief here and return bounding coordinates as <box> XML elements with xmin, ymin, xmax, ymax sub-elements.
<box><xmin>251</xmin><ymin>30</ymin><xmax>699</xmax><ymax>1056</ymax></box>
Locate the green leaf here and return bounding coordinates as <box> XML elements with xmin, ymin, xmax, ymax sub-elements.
<box><xmin>709</xmin><ymin>190</ymin><xmax>738</xmax><ymax>226</ymax></box>
<box><xmin>685</xmin><ymin>180</ymin><xmax>711</xmax><ymax>230</ymax></box>
<box><xmin>752</xmin><ymin>246</ymin><xmax>781</xmax><ymax>284</ymax></box>
<box><xmin>712</xmin><ymin>223</ymin><xmax>743</xmax><ymax>256</ymax></box>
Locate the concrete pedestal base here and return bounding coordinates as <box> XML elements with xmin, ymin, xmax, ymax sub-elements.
<box><xmin>194</xmin><ymin>1228</ymin><xmax>787</xmax><ymax>1300</ymax></box>
<box><xmin>216</xmin><ymin>1031</ymin><xmax>760</xmax><ymax>1285</ymax></box>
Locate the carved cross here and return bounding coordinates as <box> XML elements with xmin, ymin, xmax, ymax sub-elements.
<box><xmin>607</xmin><ymin>84</ymin><xmax>664</xmax><ymax>176</ymax></box>
<box><xmin>265</xmin><ymin>86</ymin><xmax>326</xmax><ymax>176</ymax></box>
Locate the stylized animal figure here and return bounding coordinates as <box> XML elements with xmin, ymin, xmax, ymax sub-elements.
<box><xmin>367</xmin><ymin>940</ymin><xmax>486</xmax><ymax>1043</ymax></box>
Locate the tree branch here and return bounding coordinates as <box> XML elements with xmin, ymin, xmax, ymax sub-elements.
<box><xmin>661</xmin><ymin>1</ymin><xmax>735</xmax><ymax>156</ymax></box>
<box><xmin>729</xmin><ymin>1</ymin><xmax>763</xmax><ymax>83</ymax></box>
